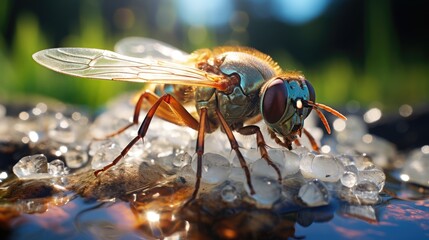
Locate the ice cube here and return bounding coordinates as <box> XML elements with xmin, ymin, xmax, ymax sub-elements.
<box><xmin>157</xmin><ymin>149</ymin><xmax>191</xmax><ymax>172</ymax></box>
<box><xmin>354</xmin><ymin>134</ymin><xmax>396</xmax><ymax>168</ymax></box>
<box><xmin>353</xmin><ymin>181</ymin><xmax>379</xmax><ymax>204</ymax></box>
<box><xmin>64</xmin><ymin>146</ymin><xmax>88</xmax><ymax>168</ymax></box>
<box><xmin>48</xmin><ymin>118</ymin><xmax>76</xmax><ymax>143</ymax></box>
<box><xmin>229</xmin><ymin>167</ymin><xmax>247</xmax><ymax>183</ymax></box>
<box><xmin>300</xmin><ymin>153</ymin><xmax>316</xmax><ymax>178</ymax></box>
<box><xmin>400</xmin><ymin>148</ymin><xmax>429</xmax><ymax>187</ymax></box>
<box><xmin>358</xmin><ymin>166</ymin><xmax>386</xmax><ymax>192</ymax></box>
<box><xmin>191</xmin><ymin>153</ymin><xmax>230</xmax><ymax>184</ymax></box>
<box><xmin>291</xmin><ymin>146</ymin><xmax>310</xmax><ymax>157</ymax></box>
<box><xmin>172</xmin><ymin>152</ymin><xmax>192</xmax><ymax>168</ymax></box>
<box><xmin>48</xmin><ymin>159</ymin><xmax>66</xmax><ymax>176</ymax></box>
<box><xmin>13</xmin><ymin>154</ymin><xmax>49</xmax><ymax>178</ymax></box>
<box><xmin>353</xmin><ymin>154</ymin><xmax>375</xmax><ymax>171</ymax></box>
<box><xmin>340</xmin><ymin>165</ymin><xmax>358</xmax><ymax>188</ymax></box>
<box><xmin>283</xmin><ymin>150</ymin><xmax>301</xmax><ymax>176</ymax></box>
<box><xmin>336</xmin><ymin>154</ymin><xmax>355</xmax><ymax>166</ymax></box>
<box><xmin>298</xmin><ymin>179</ymin><xmax>330</xmax><ymax>207</ymax></box>
<box><xmin>91</xmin><ymin>141</ymin><xmax>123</xmax><ymax>170</ymax></box>
<box><xmin>335</xmin><ymin>115</ymin><xmax>367</xmax><ymax>144</ymax></box>
<box><xmin>311</xmin><ymin>154</ymin><xmax>344</xmax><ymax>182</ymax></box>
<box><xmin>240</xmin><ymin>148</ymin><xmax>261</xmax><ymax>162</ymax></box>
<box><xmin>251</xmin><ymin>158</ymin><xmax>284</xmax><ymax>180</ymax></box>
<box><xmin>248</xmin><ymin>176</ymin><xmax>281</xmax><ymax>206</ymax></box>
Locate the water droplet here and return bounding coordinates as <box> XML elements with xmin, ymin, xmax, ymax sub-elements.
<box><xmin>221</xmin><ymin>184</ymin><xmax>238</xmax><ymax>202</ymax></box>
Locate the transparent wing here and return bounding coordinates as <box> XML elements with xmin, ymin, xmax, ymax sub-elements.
<box><xmin>114</xmin><ymin>37</ymin><xmax>189</xmax><ymax>62</ymax></box>
<box><xmin>32</xmin><ymin>48</ymin><xmax>228</xmax><ymax>90</ymax></box>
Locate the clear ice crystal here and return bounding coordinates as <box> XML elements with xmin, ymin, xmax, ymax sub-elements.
<box><xmin>311</xmin><ymin>154</ymin><xmax>344</xmax><ymax>182</ymax></box>
<box><xmin>341</xmin><ymin>165</ymin><xmax>358</xmax><ymax>188</ymax></box>
<box><xmin>300</xmin><ymin>153</ymin><xmax>316</xmax><ymax>178</ymax></box>
<box><xmin>157</xmin><ymin>149</ymin><xmax>191</xmax><ymax>172</ymax></box>
<box><xmin>298</xmin><ymin>179</ymin><xmax>330</xmax><ymax>207</ymax></box>
<box><xmin>91</xmin><ymin>141</ymin><xmax>122</xmax><ymax>170</ymax></box>
<box><xmin>283</xmin><ymin>150</ymin><xmax>301</xmax><ymax>176</ymax></box>
<box><xmin>13</xmin><ymin>154</ymin><xmax>49</xmax><ymax>178</ymax></box>
<box><xmin>353</xmin><ymin>181</ymin><xmax>379</xmax><ymax>204</ymax></box>
<box><xmin>48</xmin><ymin>159</ymin><xmax>66</xmax><ymax>176</ymax></box>
<box><xmin>291</xmin><ymin>146</ymin><xmax>310</xmax><ymax>157</ymax></box>
<box><xmin>401</xmin><ymin>148</ymin><xmax>429</xmax><ymax>187</ymax></box>
<box><xmin>335</xmin><ymin>115</ymin><xmax>367</xmax><ymax>144</ymax></box>
<box><xmin>191</xmin><ymin>153</ymin><xmax>230</xmax><ymax>184</ymax></box>
<box><xmin>229</xmin><ymin>167</ymin><xmax>247</xmax><ymax>183</ymax></box>
<box><xmin>48</xmin><ymin>118</ymin><xmax>76</xmax><ymax>143</ymax></box>
<box><xmin>354</xmin><ymin>135</ymin><xmax>396</xmax><ymax>168</ymax></box>
<box><xmin>172</xmin><ymin>152</ymin><xmax>192</xmax><ymax>168</ymax></box>
<box><xmin>251</xmin><ymin>158</ymin><xmax>284</xmax><ymax>180</ymax></box>
<box><xmin>64</xmin><ymin>146</ymin><xmax>88</xmax><ymax>168</ymax></box>
<box><xmin>249</xmin><ymin>176</ymin><xmax>281</xmax><ymax>206</ymax></box>
<box><xmin>358</xmin><ymin>166</ymin><xmax>386</xmax><ymax>192</ymax></box>
<box><xmin>353</xmin><ymin>154</ymin><xmax>375</xmax><ymax>171</ymax></box>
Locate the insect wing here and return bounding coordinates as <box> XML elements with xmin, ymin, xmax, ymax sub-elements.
<box><xmin>32</xmin><ymin>48</ymin><xmax>227</xmax><ymax>90</ymax></box>
<box><xmin>115</xmin><ymin>37</ymin><xmax>189</xmax><ymax>62</ymax></box>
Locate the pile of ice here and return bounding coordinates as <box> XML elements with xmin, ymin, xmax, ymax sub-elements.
<box><xmin>13</xmin><ymin>154</ymin><xmax>69</xmax><ymax>179</ymax></box>
<box><xmin>6</xmin><ymin>94</ymin><xmax>391</xmax><ymax>207</ymax></box>
<box><xmin>0</xmin><ymin>99</ymin><xmax>91</xmax><ymax>174</ymax></box>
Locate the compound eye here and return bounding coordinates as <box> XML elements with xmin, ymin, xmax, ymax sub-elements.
<box><xmin>305</xmin><ymin>79</ymin><xmax>316</xmax><ymax>103</ymax></box>
<box><xmin>262</xmin><ymin>79</ymin><xmax>288</xmax><ymax>123</ymax></box>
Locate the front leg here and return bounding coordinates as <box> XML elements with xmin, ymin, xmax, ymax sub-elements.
<box><xmin>237</xmin><ymin>126</ymin><xmax>283</xmax><ymax>182</ymax></box>
<box><xmin>215</xmin><ymin>110</ymin><xmax>255</xmax><ymax>194</ymax></box>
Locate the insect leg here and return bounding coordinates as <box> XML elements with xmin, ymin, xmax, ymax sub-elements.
<box><xmin>237</xmin><ymin>125</ymin><xmax>282</xmax><ymax>182</ymax></box>
<box><xmin>95</xmin><ymin>91</ymin><xmax>200</xmax><ymax>140</ymax></box>
<box><xmin>302</xmin><ymin>128</ymin><xmax>320</xmax><ymax>152</ymax></box>
<box><xmin>94</xmin><ymin>94</ymin><xmax>199</xmax><ymax>176</ymax></box>
<box><xmin>187</xmin><ymin>107</ymin><xmax>208</xmax><ymax>202</ymax></box>
<box><xmin>94</xmin><ymin>91</ymin><xmax>161</xmax><ymax>140</ymax></box>
<box><xmin>215</xmin><ymin>110</ymin><xmax>255</xmax><ymax>195</ymax></box>
<box><xmin>267</xmin><ymin>128</ymin><xmax>293</xmax><ymax>149</ymax></box>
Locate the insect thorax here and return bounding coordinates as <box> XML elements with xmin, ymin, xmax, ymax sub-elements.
<box><xmin>195</xmin><ymin>50</ymin><xmax>279</xmax><ymax>132</ymax></box>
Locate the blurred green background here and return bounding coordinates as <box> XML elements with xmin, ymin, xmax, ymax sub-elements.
<box><xmin>0</xmin><ymin>0</ymin><xmax>428</xmax><ymax>112</ymax></box>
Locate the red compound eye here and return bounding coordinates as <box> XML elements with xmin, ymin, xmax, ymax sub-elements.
<box><xmin>262</xmin><ymin>79</ymin><xmax>288</xmax><ymax>123</ymax></box>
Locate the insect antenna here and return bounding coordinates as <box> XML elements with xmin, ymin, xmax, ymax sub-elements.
<box><xmin>305</xmin><ymin>101</ymin><xmax>347</xmax><ymax>134</ymax></box>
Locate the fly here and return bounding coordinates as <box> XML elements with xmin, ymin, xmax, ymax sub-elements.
<box><xmin>33</xmin><ymin>37</ymin><xmax>347</xmax><ymax>201</ymax></box>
